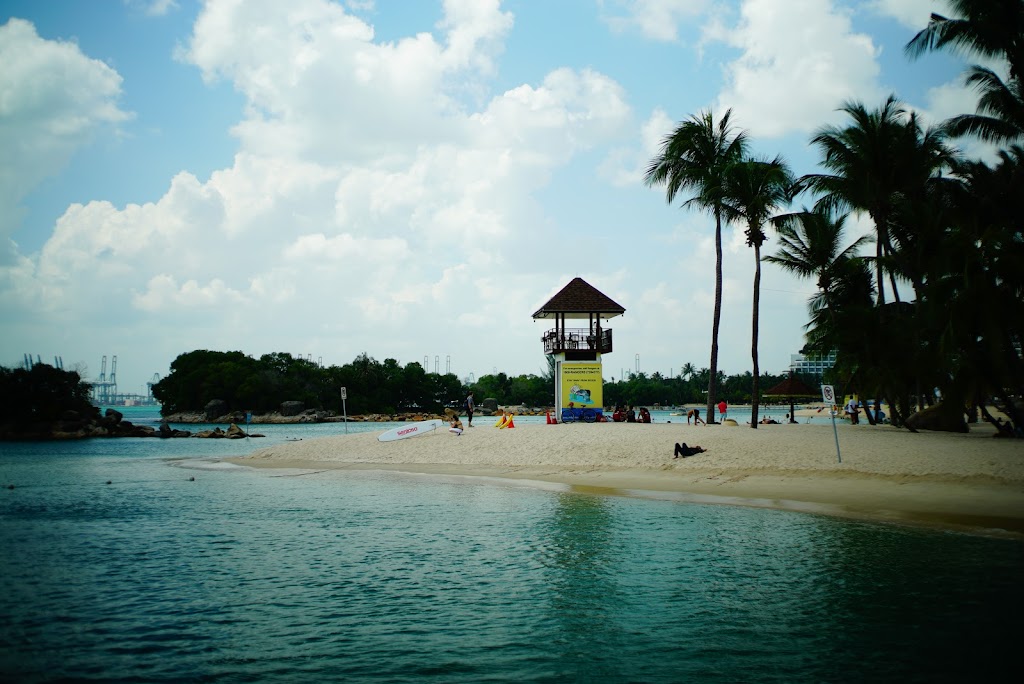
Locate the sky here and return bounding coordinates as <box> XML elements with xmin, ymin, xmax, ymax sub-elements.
<box><xmin>0</xmin><ymin>0</ymin><xmax>977</xmax><ymax>397</ymax></box>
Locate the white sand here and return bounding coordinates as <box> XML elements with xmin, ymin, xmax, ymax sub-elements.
<box><xmin>229</xmin><ymin>421</ymin><xmax>1024</xmax><ymax>537</ymax></box>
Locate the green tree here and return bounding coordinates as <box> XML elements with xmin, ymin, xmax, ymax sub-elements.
<box><xmin>0</xmin><ymin>364</ymin><xmax>96</xmax><ymax>435</ymax></box>
<box><xmin>723</xmin><ymin>155</ymin><xmax>794</xmax><ymax>426</ymax></box>
<box><xmin>644</xmin><ymin>109</ymin><xmax>749</xmax><ymax>422</ymax></box>
<box><xmin>905</xmin><ymin>0</ymin><xmax>1024</xmax><ymax>80</ymax></box>
<box><xmin>799</xmin><ymin>96</ymin><xmax>930</xmax><ymax>306</ymax></box>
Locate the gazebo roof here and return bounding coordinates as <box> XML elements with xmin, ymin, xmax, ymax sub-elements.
<box><xmin>765</xmin><ymin>375</ymin><xmax>819</xmax><ymax>397</ymax></box>
<box><xmin>531</xmin><ymin>277</ymin><xmax>626</xmax><ymax>320</ymax></box>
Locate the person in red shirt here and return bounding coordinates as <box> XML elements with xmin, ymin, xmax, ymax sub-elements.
<box><xmin>717</xmin><ymin>400</ymin><xmax>727</xmax><ymax>421</ymax></box>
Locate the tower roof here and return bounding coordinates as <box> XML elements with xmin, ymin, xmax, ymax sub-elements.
<box><xmin>531</xmin><ymin>277</ymin><xmax>626</xmax><ymax>320</ymax></box>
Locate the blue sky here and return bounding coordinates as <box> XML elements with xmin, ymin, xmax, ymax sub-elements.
<box><xmin>1</xmin><ymin>0</ymin><xmax>975</xmax><ymax>396</ymax></box>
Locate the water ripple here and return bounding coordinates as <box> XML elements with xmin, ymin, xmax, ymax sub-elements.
<box><xmin>2</xmin><ymin>447</ymin><xmax>1022</xmax><ymax>682</ymax></box>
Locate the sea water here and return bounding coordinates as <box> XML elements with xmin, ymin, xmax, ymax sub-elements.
<box><xmin>2</xmin><ymin>411</ymin><xmax>1021</xmax><ymax>682</ymax></box>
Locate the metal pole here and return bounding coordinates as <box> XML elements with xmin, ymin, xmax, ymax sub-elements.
<box><xmin>341</xmin><ymin>387</ymin><xmax>349</xmax><ymax>434</ymax></box>
<box><xmin>822</xmin><ymin>385</ymin><xmax>841</xmax><ymax>463</ymax></box>
<box><xmin>830</xmin><ymin>410</ymin><xmax>841</xmax><ymax>463</ymax></box>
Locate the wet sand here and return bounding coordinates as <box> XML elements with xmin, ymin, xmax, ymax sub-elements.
<box><xmin>227</xmin><ymin>421</ymin><xmax>1024</xmax><ymax>537</ymax></box>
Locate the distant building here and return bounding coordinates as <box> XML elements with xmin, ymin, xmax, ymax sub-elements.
<box><xmin>789</xmin><ymin>351</ymin><xmax>836</xmax><ymax>379</ymax></box>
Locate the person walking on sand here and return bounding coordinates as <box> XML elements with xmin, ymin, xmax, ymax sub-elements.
<box><xmin>717</xmin><ymin>400</ymin><xmax>727</xmax><ymax>421</ymax></box>
<box><xmin>465</xmin><ymin>391</ymin><xmax>475</xmax><ymax>427</ymax></box>
<box><xmin>687</xmin><ymin>408</ymin><xmax>705</xmax><ymax>426</ymax></box>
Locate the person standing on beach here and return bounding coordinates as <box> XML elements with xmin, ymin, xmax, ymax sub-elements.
<box><xmin>465</xmin><ymin>391</ymin><xmax>475</xmax><ymax>427</ymax></box>
<box><xmin>717</xmin><ymin>400</ymin><xmax>727</xmax><ymax>421</ymax></box>
<box><xmin>846</xmin><ymin>397</ymin><xmax>860</xmax><ymax>425</ymax></box>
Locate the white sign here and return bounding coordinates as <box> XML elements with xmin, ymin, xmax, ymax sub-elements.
<box><xmin>821</xmin><ymin>385</ymin><xmax>835</xmax><ymax>404</ymax></box>
<box><xmin>341</xmin><ymin>387</ymin><xmax>347</xmax><ymax>400</ymax></box>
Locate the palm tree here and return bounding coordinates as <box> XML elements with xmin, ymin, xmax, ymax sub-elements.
<box><xmin>766</xmin><ymin>206</ymin><xmax>872</xmax><ymax>365</ymax></box>
<box><xmin>797</xmin><ymin>96</ymin><xmax>954</xmax><ymax>307</ymax></box>
<box><xmin>680</xmin><ymin>362</ymin><xmax>696</xmax><ymax>380</ymax></box>
<box><xmin>906</xmin><ymin>1</ymin><xmax>1024</xmax><ymax>146</ymax></box>
<box><xmin>945</xmin><ymin>66</ymin><xmax>1024</xmax><ymax>144</ymax></box>
<box><xmin>904</xmin><ymin>0</ymin><xmax>1024</xmax><ymax>80</ymax></box>
<box><xmin>722</xmin><ymin>156</ymin><xmax>793</xmax><ymax>427</ymax></box>
<box><xmin>796</xmin><ymin>96</ymin><xmax>909</xmax><ymax>307</ymax></box>
<box><xmin>644</xmin><ymin>109</ymin><xmax>748</xmax><ymax>422</ymax></box>
<box><xmin>766</xmin><ymin>207</ymin><xmax>869</xmax><ymax>299</ymax></box>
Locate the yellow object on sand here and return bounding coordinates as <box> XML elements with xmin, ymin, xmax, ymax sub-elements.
<box><xmin>495</xmin><ymin>413</ymin><xmax>515</xmax><ymax>429</ymax></box>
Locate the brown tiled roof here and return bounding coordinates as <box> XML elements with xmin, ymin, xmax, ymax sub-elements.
<box><xmin>531</xmin><ymin>277</ymin><xmax>626</xmax><ymax>319</ymax></box>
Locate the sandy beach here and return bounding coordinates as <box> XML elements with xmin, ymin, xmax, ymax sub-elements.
<box><xmin>229</xmin><ymin>421</ymin><xmax>1024</xmax><ymax>537</ymax></box>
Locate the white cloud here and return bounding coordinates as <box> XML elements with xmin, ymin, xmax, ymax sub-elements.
<box><xmin>4</xmin><ymin>0</ymin><xmax>640</xmax><ymax>382</ymax></box>
<box><xmin>0</xmin><ymin>18</ymin><xmax>131</xmax><ymax>263</ymax></box>
<box><xmin>601</xmin><ymin>0</ymin><xmax>710</xmax><ymax>42</ymax></box>
<box><xmin>865</xmin><ymin>0</ymin><xmax>938</xmax><ymax>30</ymax></box>
<box><xmin>714</xmin><ymin>0</ymin><xmax>883</xmax><ymax>138</ymax></box>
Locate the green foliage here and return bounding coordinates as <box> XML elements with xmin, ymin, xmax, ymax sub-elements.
<box><xmin>0</xmin><ymin>364</ymin><xmax>97</xmax><ymax>431</ymax></box>
<box><xmin>601</xmin><ymin>368</ymin><xmax>790</xmax><ymax>408</ymax></box>
<box><xmin>153</xmin><ymin>351</ymin><xmax>475</xmax><ymax>416</ymax></box>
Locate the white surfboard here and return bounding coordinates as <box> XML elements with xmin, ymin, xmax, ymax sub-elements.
<box><xmin>377</xmin><ymin>419</ymin><xmax>444</xmax><ymax>442</ymax></box>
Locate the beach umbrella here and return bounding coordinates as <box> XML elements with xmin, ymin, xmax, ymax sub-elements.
<box><xmin>764</xmin><ymin>374</ymin><xmax>819</xmax><ymax>423</ymax></box>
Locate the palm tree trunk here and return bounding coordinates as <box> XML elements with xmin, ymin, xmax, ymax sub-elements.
<box><xmin>707</xmin><ymin>208</ymin><xmax>723</xmax><ymax>422</ymax></box>
<box><xmin>882</xmin><ymin>240</ymin><xmax>902</xmax><ymax>303</ymax></box>
<box><xmin>751</xmin><ymin>241</ymin><xmax>761</xmax><ymax>428</ymax></box>
<box><xmin>873</xmin><ymin>209</ymin><xmax>888</xmax><ymax>306</ymax></box>
<box><xmin>875</xmin><ymin>233</ymin><xmax>886</xmax><ymax>306</ymax></box>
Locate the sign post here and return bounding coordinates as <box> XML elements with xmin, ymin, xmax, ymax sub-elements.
<box><xmin>821</xmin><ymin>385</ymin><xmax>841</xmax><ymax>463</ymax></box>
<box><xmin>341</xmin><ymin>387</ymin><xmax>348</xmax><ymax>434</ymax></box>
<box><xmin>245</xmin><ymin>411</ymin><xmax>252</xmax><ymax>439</ymax></box>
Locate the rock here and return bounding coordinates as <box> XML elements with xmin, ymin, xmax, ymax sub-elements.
<box><xmin>280</xmin><ymin>401</ymin><xmax>305</xmax><ymax>416</ymax></box>
<box><xmin>104</xmin><ymin>408</ymin><xmax>123</xmax><ymax>425</ymax></box>
<box><xmin>204</xmin><ymin>399</ymin><xmax>229</xmax><ymax>421</ymax></box>
<box><xmin>906</xmin><ymin>404</ymin><xmax>968</xmax><ymax>433</ymax></box>
<box><xmin>226</xmin><ymin>423</ymin><xmax>246</xmax><ymax>438</ymax></box>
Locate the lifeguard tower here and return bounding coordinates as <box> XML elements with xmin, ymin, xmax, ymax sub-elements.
<box><xmin>532</xmin><ymin>277</ymin><xmax>626</xmax><ymax>422</ymax></box>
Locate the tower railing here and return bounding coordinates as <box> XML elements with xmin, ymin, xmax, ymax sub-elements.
<box><xmin>541</xmin><ymin>328</ymin><xmax>612</xmax><ymax>354</ymax></box>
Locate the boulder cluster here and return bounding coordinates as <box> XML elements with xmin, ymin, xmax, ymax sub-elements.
<box><xmin>1</xmin><ymin>408</ymin><xmax>264</xmax><ymax>441</ymax></box>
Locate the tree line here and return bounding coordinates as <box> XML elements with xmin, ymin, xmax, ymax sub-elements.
<box><xmin>0</xmin><ymin>363</ymin><xmax>97</xmax><ymax>436</ymax></box>
<box><xmin>645</xmin><ymin>1</ymin><xmax>1023</xmax><ymax>430</ymax></box>
<box><xmin>149</xmin><ymin>350</ymin><xmax>812</xmax><ymax>417</ymax></box>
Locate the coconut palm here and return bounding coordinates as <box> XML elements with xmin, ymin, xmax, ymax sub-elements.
<box><xmin>722</xmin><ymin>155</ymin><xmax>793</xmax><ymax>427</ymax></box>
<box><xmin>797</xmin><ymin>96</ymin><xmax>954</xmax><ymax>307</ymax></box>
<box><xmin>680</xmin><ymin>362</ymin><xmax>696</xmax><ymax>380</ymax></box>
<box><xmin>766</xmin><ymin>206</ymin><xmax>871</xmax><ymax>365</ymax></box>
<box><xmin>906</xmin><ymin>1</ymin><xmax>1024</xmax><ymax>146</ymax></box>
<box><xmin>644</xmin><ymin>109</ymin><xmax>748</xmax><ymax>422</ymax></box>
<box><xmin>766</xmin><ymin>208</ymin><xmax>869</xmax><ymax>298</ymax></box>
<box><xmin>904</xmin><ymin>0</ymin><xmax>1024</xmax><ymax>80</ymax></box>
<box><xmin>945</xmin><ymin>66</ymin><xmax>1024</xmax><ymax>144</ymax></box>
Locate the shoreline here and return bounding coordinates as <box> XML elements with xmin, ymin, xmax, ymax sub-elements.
<box><xmin>226</xmin><ymin>422</ymin><xmax>1024</xmax><ymax>538</ymax></box>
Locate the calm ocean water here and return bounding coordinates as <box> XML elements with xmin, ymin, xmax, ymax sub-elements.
<box><xmin>2</xmin><ymin>407</ymin><xmax>1021</xmax><ymax>682</ymax></box>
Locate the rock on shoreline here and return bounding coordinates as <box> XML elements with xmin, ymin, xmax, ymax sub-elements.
<box><xmin>0</xmin><ymin>408</ymin><xmax>265</xmax><ymax>441</ymax></box>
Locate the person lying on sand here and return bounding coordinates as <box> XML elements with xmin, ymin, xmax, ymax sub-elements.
<box><xmin>674</xmin><ymin>442</ymin><xmax>706</xmax><ymax>458</ymax></box>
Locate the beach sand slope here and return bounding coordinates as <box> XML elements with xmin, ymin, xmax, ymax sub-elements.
<box><xmin>229</xmin><ymin>423</ymin><xmax>1024</xmax><ymax>537</ymax></box>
